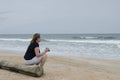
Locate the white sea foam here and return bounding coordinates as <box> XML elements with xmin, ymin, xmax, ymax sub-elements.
<box><xmin>46</xmin><ymin>39</ymin><xmax>120</xmax><ymax>44</ymax></box>
<box><xmin>0</xmin><ymin>38</ymin><xmax>31</xmax><ymax>42</ymax></box>
<box><xmin>0</xmin><ymin>38</ymin><xmax>120</xmax><ymax>44</ymax></box>
<box><xmin>0</xmin><ymin>37</ymin><xmax>120</xmax><ymax>60</ymax></box>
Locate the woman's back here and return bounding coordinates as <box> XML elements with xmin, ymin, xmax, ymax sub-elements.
<box><xmin>24</xmin><ymin>42</ymin><xmax>39</xmax><ymax>60</ymax></box>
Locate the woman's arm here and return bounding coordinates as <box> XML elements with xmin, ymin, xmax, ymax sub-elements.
<box><xmin>35</xmin><ymin>47</ymin><xmax>49</xmax><ymax>57</ymax></box>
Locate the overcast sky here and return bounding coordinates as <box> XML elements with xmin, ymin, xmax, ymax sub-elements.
<box><xmin>0</xmin><ymin>0</ymin><xmax>120</xmax><ymax>34</ymax></box>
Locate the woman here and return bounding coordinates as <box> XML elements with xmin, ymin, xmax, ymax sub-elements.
<box><xmin>24</xmin><ymin>33</ymin><xmax>50</xmax><ymax>67</ymax></box>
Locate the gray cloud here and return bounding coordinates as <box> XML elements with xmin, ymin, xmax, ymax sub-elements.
<box><xmin>0</xmin><ymin>11</ymin><xmax>11</xmax><ymax>15</ymax></box>
<box><xmin>0</xmin><ymin>0</ymin><xmax>120</xmax><ymax>34</ymax></box>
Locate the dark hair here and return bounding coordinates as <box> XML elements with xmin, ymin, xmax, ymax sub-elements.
<box><xmin>30</xmin><ymin>33</ymin><xmax>40</xmax><ymax>44</ymax></box>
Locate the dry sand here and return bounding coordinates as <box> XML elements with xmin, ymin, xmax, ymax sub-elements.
<box><xmin>0</xmin><ymin>52</ymin><xmax>120</xmax><ymax>80</ymax></box>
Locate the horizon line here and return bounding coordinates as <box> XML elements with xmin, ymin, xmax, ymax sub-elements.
<box><xmin>0</xmin><ymin>33</ymin><xmax>120</xmax><ymax>35</ymax></box>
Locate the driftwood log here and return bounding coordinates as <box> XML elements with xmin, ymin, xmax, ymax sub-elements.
<box><xmin>0</xmin><ymin>60</ymin><xmax>44</xmax><ymax>77</ymax></box>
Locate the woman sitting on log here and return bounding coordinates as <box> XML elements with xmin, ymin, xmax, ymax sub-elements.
<box><xmin>24</xmin><ymin>33</ymin><xmax>50</xmax><ymax>67</ymax></box>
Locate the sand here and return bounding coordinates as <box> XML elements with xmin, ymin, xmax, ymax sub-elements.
<box><xmin>0</xmin><ymin>51</ymin><xmax>120</xmax><ymax>80</ymax></box>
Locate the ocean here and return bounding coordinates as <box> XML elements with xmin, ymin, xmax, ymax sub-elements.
<box><xmin>0</xmin><ymin>34</ymin><xmax>120</xmax><ymax>60</ymax></box>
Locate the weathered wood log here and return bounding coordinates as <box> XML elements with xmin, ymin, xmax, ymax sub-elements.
<box><xmin>0</xmin><ymin>60</ymin><xmax>43</xmax><ymax>77</ymax></box>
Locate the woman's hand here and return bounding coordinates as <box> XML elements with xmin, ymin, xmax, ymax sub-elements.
<box><xmin>44</xmin><ymin>48</ymin><xmax>50</xmax><ymax>53</ymax></box>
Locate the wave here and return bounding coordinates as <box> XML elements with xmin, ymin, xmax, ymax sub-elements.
<box><xmin>97</xmin><ymin>36</ymin><xmax>116</xmax><ymax>39</ymax></box>
<box><xmin>72</xmin><ymin>36</ymin><xmax>98</xmax><ymax>39</ymax></box>
<box><xmin>72</xmin><ymin>36</ymin><xmax>116</xmax><ymax>40</ymax></box>
<box><xmin>0</xmin><ymin>38</ymin><xmax>51</xmax><ymax>42</ymax></box>
<box><xmin>45</xmin><ymin>39</ymin><xmax>120</xmax><ymax>44</ymax></box>
<box><xmin>0</xmin><ymin>38</ymin><xmax>120</xmax><ymax>44</ymax></box>
<box><xmin>0</xmin><ymin>38</ymin><xmax>31</xmax><ymax>42</ymax></box>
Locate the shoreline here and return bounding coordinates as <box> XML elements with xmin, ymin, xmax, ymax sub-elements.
<box><xmin>0</xmin><ymin>51</ymin><xmax>120</xmax><ymax>80</ymax></box>
<box><xmin>0</xmin><ymin>49</ymin><xmax>120</xmax><ymax>62</ymax></box>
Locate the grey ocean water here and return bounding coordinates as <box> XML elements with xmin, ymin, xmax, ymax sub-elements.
<box><xmin>0</xmin><ymin>34</ymin><xmax>120</xmax><ymax>60</ymax></box>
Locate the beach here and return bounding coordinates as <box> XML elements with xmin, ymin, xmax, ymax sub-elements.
<box><xmin>0</xmin><ymin>51</ymin><xmax>120</xmax><ymax>80</ymax></box>
<box><xmin>0</xmin><ymin>0</ymin><xmax>119</xmax><ymax>79</ymax></box>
